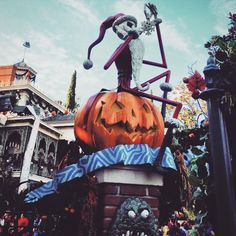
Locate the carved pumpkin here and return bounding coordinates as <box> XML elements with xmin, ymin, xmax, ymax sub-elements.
<box><xmin>74</xmin><ymin>92</ymin><xmax>164</xmax><ymax>153</ymax></box>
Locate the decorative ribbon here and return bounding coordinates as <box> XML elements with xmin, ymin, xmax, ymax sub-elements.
<box><xmin>24</xmin><ymin>144</ymin><xmax>176</xmax><ymax>203</ymax></box>
<box><xmin>15</xmin><ymin>70</ymin><xmax>36</xmax><ymax>81</ymax></box>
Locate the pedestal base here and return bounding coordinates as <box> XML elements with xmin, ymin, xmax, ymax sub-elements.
<box><xmin>95</xmin><ymin>165</ymin><xmax>163</xmax><ymax>235</ymax></box>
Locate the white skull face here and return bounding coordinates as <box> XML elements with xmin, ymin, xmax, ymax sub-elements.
<box><xmin>115</xmin><ymin>20</ymin><xmax>136</xmax><ymax>40</ymax></box>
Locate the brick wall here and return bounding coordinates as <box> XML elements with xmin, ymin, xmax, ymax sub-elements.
<box><xmin>97</xmin><ymin>183</ymin><xmax>162</xmax><ymax>235</ymax></box>
<box><xmin>0</xmin><ymin>65</ymin><xmax>15</xmax><ymax>86</ymax></box>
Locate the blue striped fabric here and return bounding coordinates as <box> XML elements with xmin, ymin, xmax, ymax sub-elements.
<box><xmin>24</xmin><ymin>144</ymin><xmax>176</xmax><ymax>203</ymax></box>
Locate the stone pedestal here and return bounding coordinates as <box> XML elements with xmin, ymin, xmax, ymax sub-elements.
<box><xmin>95</xmin><ymin>165</ymin><xmax>163</xmax><ymax>235</ymax></box>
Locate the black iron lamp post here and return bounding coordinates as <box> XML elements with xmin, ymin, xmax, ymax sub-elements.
<box><xmin>200</xmin><ymin>55</ymin><xmax>236</xmax><ymax>235</ymax></box>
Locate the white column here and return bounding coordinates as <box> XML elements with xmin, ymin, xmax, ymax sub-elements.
<box><xmin>18</xmin><ymin>106</ymin><xmax>40</xmax><ymax>193</ymax></box>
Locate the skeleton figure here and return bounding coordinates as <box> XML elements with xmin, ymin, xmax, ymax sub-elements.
<box><xmin>112</xmin><ymin>14</ymin><xmax>149</xmax><ymax>91</ymax></box>
<box><xmin>83</xmin><ymin>3</ymin><xmax>182</xmax><ymax>120</ymax></box>
<box><xmin>83</xmin><ymin>8</ymin><xmax>158</xmax><ymax>91</ymax></box>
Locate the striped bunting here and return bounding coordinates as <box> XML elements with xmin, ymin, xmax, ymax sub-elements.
<box><xmin>25</xmin><ymin>144</ymin><xmax>176</xmax><ymax>203</ymax></box>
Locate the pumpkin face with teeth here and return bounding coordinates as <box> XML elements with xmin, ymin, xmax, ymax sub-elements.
<box><xmin>74</xmin><ymin>92</ymin><xmax>164</xmax><ymax>153</ymax></box>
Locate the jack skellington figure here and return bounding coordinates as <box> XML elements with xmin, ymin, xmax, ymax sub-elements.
<box><xmin>83</xmin><ymin>3</ymin><xmax>182</xmax><ymax>119</ymax></box>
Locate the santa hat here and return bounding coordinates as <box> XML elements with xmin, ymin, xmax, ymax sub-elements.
<box><xmin>83</xmin><ymin>13</ymin><xmax>137</xmax><ymax>70</ymax></box>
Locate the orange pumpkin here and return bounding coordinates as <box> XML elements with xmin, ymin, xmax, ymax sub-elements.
<box><xmin>74</xmin><ymin>92</ymin><xmax>164</xmax><ymax>153</ymax></box>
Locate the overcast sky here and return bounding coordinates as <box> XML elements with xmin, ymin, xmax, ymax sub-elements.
<box><xmin>0</xmin><ymin>0</ymin><xmax>236</xmax><ymax>106</ymax></box>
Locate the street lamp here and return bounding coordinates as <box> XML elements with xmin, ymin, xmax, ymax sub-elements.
<box><xmin>200</xmin><ymin>55</ymin><xmax>236</xmax><ymax>236</ymax></box>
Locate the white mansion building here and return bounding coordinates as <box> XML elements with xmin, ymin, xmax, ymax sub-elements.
<box><xmin>0</xmin><ymin>61</ymin><xmax>75</xmax><ymax>193</ymax></box>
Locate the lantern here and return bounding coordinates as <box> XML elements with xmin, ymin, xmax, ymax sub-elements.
<box><xmin>74</xmin><ymin>92</ymin><xmax>164</xmax><ymax>153</ymax></box>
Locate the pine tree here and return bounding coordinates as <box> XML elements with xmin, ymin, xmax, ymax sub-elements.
<box><xmin>65</xmin><ymin>70</ymin><xmax>77</xmax><ymax>112</ymax></box>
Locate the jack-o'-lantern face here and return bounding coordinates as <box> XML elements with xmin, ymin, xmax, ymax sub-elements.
<box><xmin>74</xmin><ymin>92</ymin><xmax>164</xmax><ymax>153</ymax></box>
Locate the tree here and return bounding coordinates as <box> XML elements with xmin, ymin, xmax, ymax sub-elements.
<box><xmin>166</xmin><ymin>81</ymin><xmax>207</xmax><ymax>129</ymax></box>
<box><xmin>65</xmin><ymin>70</ymin><xmax>77</xmax><ymax>112</ymax></box>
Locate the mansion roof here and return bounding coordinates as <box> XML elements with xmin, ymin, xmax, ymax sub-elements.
<box><xmin>0</xmin><ymin>83</ymin><xmax>65</xmax><ymax>114</ymax></box>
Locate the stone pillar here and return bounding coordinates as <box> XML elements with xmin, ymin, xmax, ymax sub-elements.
<box><xmin>95</xmin><ymin>165</ymin><xmax>163</xmax><ymax>235</ymax></box>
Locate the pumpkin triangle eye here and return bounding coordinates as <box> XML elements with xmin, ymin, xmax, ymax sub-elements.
<box><xmin>115</xmin><ymin>101</ymin><xmax>125</xmax><ymax>109</ymax></box>
<box><xmin>132</xmin><ymin>109</ymin><xmax>136</xmax><ymax>117</ymax></box>
<box><xmin>143</xmin><ymin>103</ymin><xmax>151</xmax><ymax>113</ymax></box>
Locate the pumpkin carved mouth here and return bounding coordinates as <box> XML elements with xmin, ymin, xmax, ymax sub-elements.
<box><xmin>74</xmin><ymin>92</ymin><xmax>164</xmax><ymax>153</ymax></box>
<box><xmin>98</xmin><ymin>101</ymin><xmax>158</xmax><ymax>132</ymax></box>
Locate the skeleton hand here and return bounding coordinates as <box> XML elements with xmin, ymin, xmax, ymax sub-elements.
<box><xmin>144</xmin><ymin>3</ymin><xmax>158</xmax><ymax>20</ymax></box>
<box><xmin>141</xmin><ymin>3</ymin><xmax>162</xmax><ymax>35</ymax></box>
